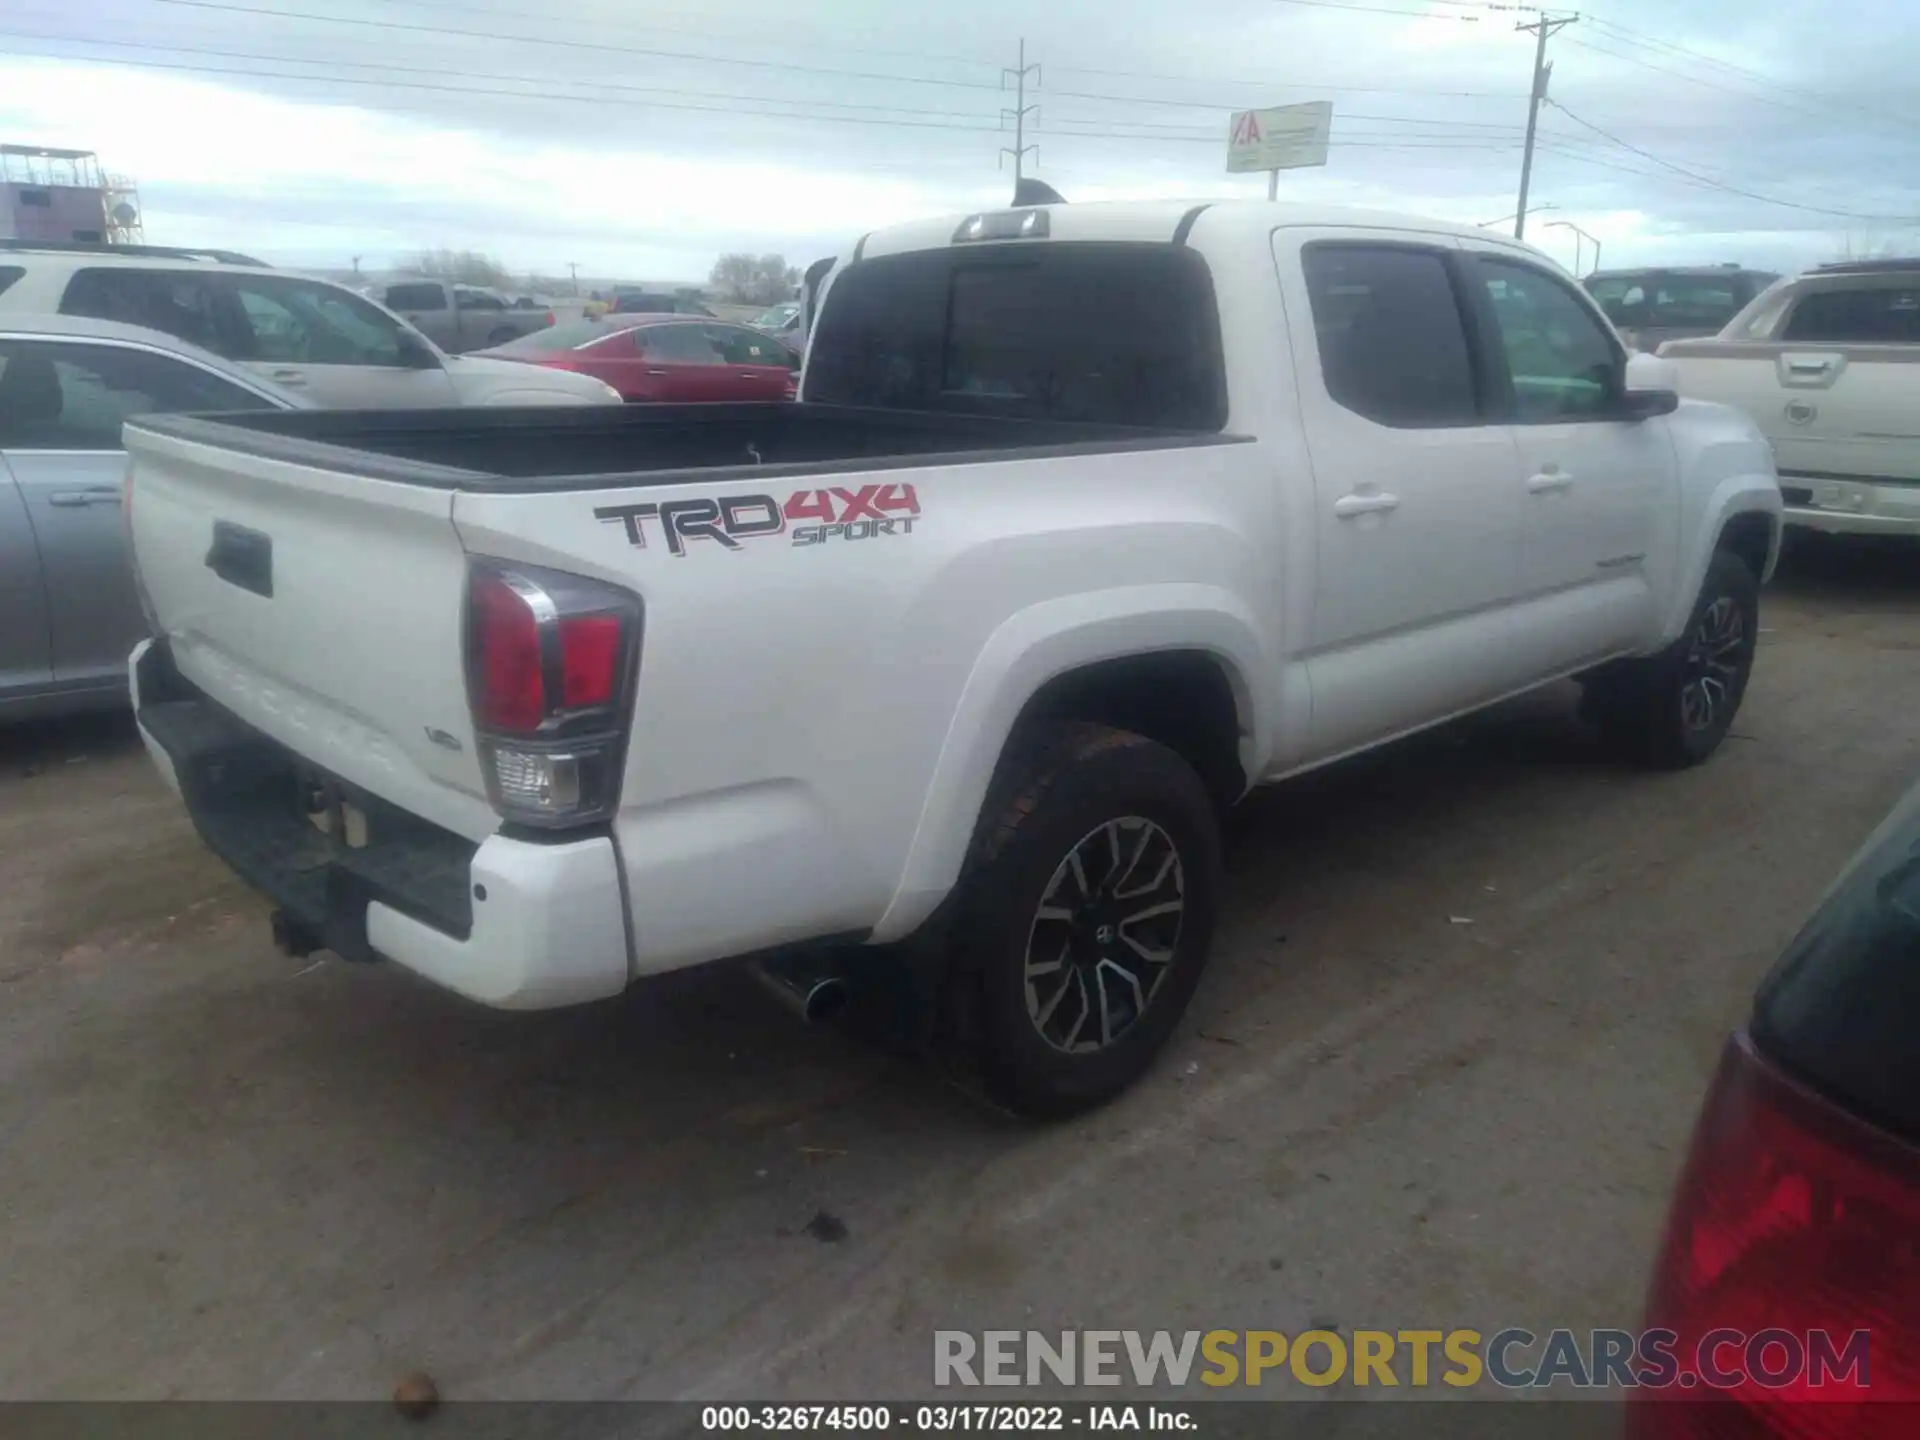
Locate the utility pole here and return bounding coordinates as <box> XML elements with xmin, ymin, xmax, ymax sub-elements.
<box><xmin>568</xmin><ymin>261</ymin><xmax>579</xmax><ymax>297</ymax></box>
<box><xmin>1000</xmin><ymin>38</ymin><xmax>1040</xmax><ymax>183</ymax></box>
<box><xmin>1514</xmin><ymin>10</ymin><xmax>1576</xmax><ymax>242</ymax></box>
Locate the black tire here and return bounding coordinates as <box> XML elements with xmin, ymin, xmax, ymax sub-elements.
<box><xmin>954</xmin><ymin>722</ymin><xmax>1222</xmax><ymax>1117</ymax></box>
<box><xmin>1586</xmin><ymin>549</ymin><xmax>1760</xmax><ymax>769</ymax></box>
<box><xmin>486</xmin><ymin>327</ymin><xmax>516</xmax><ymax>347</ymax></box>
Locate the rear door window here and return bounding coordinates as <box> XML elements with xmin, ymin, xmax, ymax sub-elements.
<box><xmin>1782</xmin><ymin>285</ymin><xmax>1920</xmax><ymax>343</ymax></box>
<box><xmin>805</xmin><ymin>243</ymin><xmax>1226</xmax><ymax>429</ymax></box>
<box><xmin>705</xmin><ymin>324</ymin><xmax>793</xmax><ymax>367</ymax></box>
<box><xmin>641</xmin><ymin>325</ymin><xmax>723</xmax><ymax>364</ymax></box>
<box><xmin>226</xmin><ymin>275</ymin><xmax>413</xmax><ymax>367</ymax></box>
<box><xmin>0</xmin><ymin>338</ymin><xmax>274</xmax><ymax>451</ymax></box>
<box><xmin>59</xmin><ymin>269</ymin><xmax>229</xmax><ymax>355</ymax></box>
<box><xmin>384</xmin><ymin>282</ymin><xmax>447</xmax><ymax>311</ymax></box>
<box><xmin>1301</xmin><ymin>244</ymin><xmax>1480</xmax><ymax>427</ymax></box>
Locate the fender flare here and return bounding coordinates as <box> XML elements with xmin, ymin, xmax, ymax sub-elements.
<box><xmin>1657</xmin><ymin>474</ymin><xmax>1783</xmax><ymax>646</ymax></box>
<box><xmin>868</xmin><ymin>584</ymin><xmax>1269</xmax><ymax>942</ymax></box>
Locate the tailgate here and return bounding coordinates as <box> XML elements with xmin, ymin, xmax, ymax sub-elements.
<box><xmin>124</xmin><ymin>423</ymin><xmax>497</xmax><ymax>841</ymax></box>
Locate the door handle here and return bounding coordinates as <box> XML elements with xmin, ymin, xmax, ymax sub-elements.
<box><xmin>1786</xmin><ymin>358</ymin><xmax>1834</xmax><ymax>374</ymax></box>
<box><xmin>269</xmin><ymin>368</ymin><xmax>308</xmax><ymax>386</ymax></box>
<box><xmin>1333</xmin><ymin>491</ymin><xmax>1401</xmax><ymax>518</ymax></box>
<box><xmin>1527</xmin><ymin>471</ymin><xmax>1574</xmax><ymax>494</ymax></box>
<box><xmin>48</xmin><ymin>487</ymin><xmax>123</xmax><ymax>508</ymax></box>
<box><xmin>646</xmin><ymin>369</ymin><xmax>669</xmax><ymax>376</ymax></box>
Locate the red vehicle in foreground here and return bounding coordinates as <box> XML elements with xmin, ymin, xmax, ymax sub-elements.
<box><xmin>480</xmin><ymin>315</ymin><xmax>799</xmax><ymax>403</ymax></box>
<box><xmin>1629</xmin><ymin>779</ymin><xmax>1919</xmax><ymax>1436</ymax></box>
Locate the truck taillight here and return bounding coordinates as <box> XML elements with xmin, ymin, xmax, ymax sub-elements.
<box><xmin>1628</xmin><ymin>1032</ymin><xmax>1919</xmax><ymax>1438</ymax></box>
<box><xmin>465</xmin><ymin>561</ymin><xmax>641</xmax><ymax>828</ymax></box>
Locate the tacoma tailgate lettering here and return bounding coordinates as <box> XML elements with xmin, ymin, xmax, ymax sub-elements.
<box><xmin>598</xmin><ymin>484</ymin><xmax>921</xmax><ymax>555</ymax></box>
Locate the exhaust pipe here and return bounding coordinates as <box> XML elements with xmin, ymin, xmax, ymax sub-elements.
<box><xmin>750</xmin><ymin>952</ymin><xmax>849</xmax><ymax>1024</ymax></box>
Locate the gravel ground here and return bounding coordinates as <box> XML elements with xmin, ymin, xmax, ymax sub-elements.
<box><xmin>1</xmin><ymin>536</ymin><xmax>1914</xmax><ymax>1406</ymax></box>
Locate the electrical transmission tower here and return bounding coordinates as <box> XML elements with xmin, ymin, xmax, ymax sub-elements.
<box><xmin>1000</xmin><ymin>39</ymin><xmax>1040</xmax><ymax>183</ymax></box>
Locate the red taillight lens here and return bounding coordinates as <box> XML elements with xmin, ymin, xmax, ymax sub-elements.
<box><xmin>465</xmin><ymin>561</ymin><xmax>640</xmax><ymax>828</ymax></box>
<box><xmin>1629</xmin><ymin>1032</ymin><xmax>1920</xmax><ymax>1438</ymax></box>
<box><xmin>560</xmin><ymin>613</ymin><xmax>621</xmax><ymax>708</ymax></box>
<box><xmin>471</xmin><ymin>570</ymin><xmax>546</xmax><ymax>734</ymax></box>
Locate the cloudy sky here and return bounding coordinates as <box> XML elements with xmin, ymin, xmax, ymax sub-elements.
<box><xmin>4</xmin><ymin>0</ymin><xmax>1919</xmax><ymax>285</ymax></box>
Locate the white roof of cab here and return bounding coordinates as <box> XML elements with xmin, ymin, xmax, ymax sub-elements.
<box><xmin>854</xmin><ymin>198</ymin><xmax>1539</xmax><ymax>262</ymax></box>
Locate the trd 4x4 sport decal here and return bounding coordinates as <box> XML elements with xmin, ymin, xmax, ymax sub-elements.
<box><xmin>595</xmin><ymin>483</ymin><xmax>921</xmax><ymax>557</ymax></box>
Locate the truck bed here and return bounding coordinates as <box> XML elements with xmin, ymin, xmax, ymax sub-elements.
<box><xmin>128</xmin><ymin>402</ymin><xmax>1242</xmax><ymax>493</ymax></box>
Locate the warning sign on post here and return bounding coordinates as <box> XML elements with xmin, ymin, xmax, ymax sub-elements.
<box><xmin>1226</xmin><ymin>100</ymin><xmax>1334</xmax><ymax>173</ymax></box>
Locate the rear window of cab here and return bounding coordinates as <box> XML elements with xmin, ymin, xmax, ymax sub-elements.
<box><xmin>804</xmin><ymin>243</ymin><xmax>1227</xmax><ymax>431</ymax></box>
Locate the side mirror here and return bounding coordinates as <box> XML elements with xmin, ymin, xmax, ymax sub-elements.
<box><xmin>1619</xmin><ymin>351</ymin><xmax>1680</xmax><ymax>419</ymax></box>
<box><xmin>396</xmin><ymin>331</ymin><xmax>442</xmax><ymax>371</ymax></box>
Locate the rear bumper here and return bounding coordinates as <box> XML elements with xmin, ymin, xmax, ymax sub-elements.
<box><xmin>1778</xmin><ymin>474</ymin><xmax>1920</xmax><ymax>537</ymax></box>
<box><xmin>130</xmin><ymin>639</ymin><xmax>631</xmax><ymax>1009</ymax></box>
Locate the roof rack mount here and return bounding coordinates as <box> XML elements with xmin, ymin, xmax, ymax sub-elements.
<box><xmin>0</xmin><ymin>239</ymin><xmax>268</xmax><ymax>266</ymax></box>
<box><xmin>1811</xmin><ymin>257</ymin><xmax>1920</xmax><ymax>274</ymax></box>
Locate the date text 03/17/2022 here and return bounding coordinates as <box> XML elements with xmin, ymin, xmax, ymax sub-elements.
<box><xmin>700</xmin><ymin>1404</ymin><xmax>1195</xmax><ymax>1432</ymax></box>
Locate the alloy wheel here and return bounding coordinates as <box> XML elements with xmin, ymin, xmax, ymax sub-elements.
<box><xmin>1681</xmin><ymin>595</ymin><xmax>1746</xmax><ymax>733</ymax></box>
<box><xmin>1023</xmin><ymin>817</ymin><xmax>1186</xmax><ymax>1054</ymax></box>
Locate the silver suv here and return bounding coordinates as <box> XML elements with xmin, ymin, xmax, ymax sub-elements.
<box><xmin>0</xmin><ymin>241</ymin><xmax>618</xmax><ymax>408</ymax></box>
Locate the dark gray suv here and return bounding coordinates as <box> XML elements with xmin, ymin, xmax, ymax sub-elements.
<box><xmin>1584</xmin><ymin>265</ymin><xmax>1780</xmax><ymax>353</ymax></box>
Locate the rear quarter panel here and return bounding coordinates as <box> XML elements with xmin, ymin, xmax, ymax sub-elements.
<box><xmin>450</xmin><ymin>438</ymin><xmax>1277</xmax><ymax>969</ymax></box>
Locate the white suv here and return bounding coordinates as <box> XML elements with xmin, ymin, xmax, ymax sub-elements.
<box><xmin>0</xmin><ymin>242</ymin><xmax>620</xmax><ymax>409</ymax></box>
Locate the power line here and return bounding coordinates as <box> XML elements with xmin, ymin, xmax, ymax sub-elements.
<box><xmin>1046</xmin><ymin>87</ymin><xmax>1537</xmax><ymax>130</ymax></box>
<box><xmin>369</xmin><ymin>0</ymin><xmax>1005</xmax><ymax>71</ymax></box>
<box><xmin>1547</xmin><ymin>99</ymin><xmax>1920</xmax><ymax>222</ymax></box>
<box><xmin>0</xmin><ymin>34</ymin><xmax>1526</xmax><ymax>154</ymax></box>
<box><xmin>1050</xmin><ymin>62</ymin><xmax>1524</xmax><ymax>98</ymax></box>
<box><xmin>2</xmin><ymin>42</ymin><xmax>1014</xmax><ymax>131</ymax></box>
<box><xmin>139</xmin><ymin>0</ymin><xmax>1007</xmax><ymax>90</ymax></box>
<box><xmin>23</xmin><ymin>27</ymin><xmax>1555</xmax><ymax>144</ymax></box>
<box><xmin>1584</xmin><ymin>14</ymin><xmax>1920</xmax><ymax>131</ymax></box>
<box><xmin>0</xmin><ymin>30</ymin><xmax>1005</xmax><ymax>122</ymax></box>
<box><xmin>5</xmin><ymin>37</ymin><xmax>1547</xmax><ymax>161</ymax></box>
<box><xmin>1563</xmin><ymin>35</ymin><xmax>1920</xmax><ymax>143</ymax></box>
<box><xmin>1267</xmin><ymin>0</ymin><xmax>1493</xmax><ymax>18</ymax></box>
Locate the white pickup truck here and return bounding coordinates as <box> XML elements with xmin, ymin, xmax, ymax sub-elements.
<box><xmin>121</xmin><ymin>201</ymin><xmax>1782</xmax><ymax>1114</ymax></box>
<box><xmin>1661</xmin><ymin>259</ymin><xmax>1920</xmax><ymax>538</ymax></box>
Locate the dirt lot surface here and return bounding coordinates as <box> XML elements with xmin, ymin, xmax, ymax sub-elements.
<box><xmin>1</xmin><ymin>539</ymin><xmax>1915</xmax><ymax>1406</ymax></box>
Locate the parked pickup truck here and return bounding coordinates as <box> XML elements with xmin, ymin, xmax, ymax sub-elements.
<box><xmin>377</xmin><ymin>280</ymin><xmax>555</xmax><ymax>354</ymax></box>
<box><xmin>121</xmin><ymin>200</ymin><xmax>1783</xmax><ymax>1114</ymax></box>
<box><xmin>1661</xmin><ymin>258</ymin><xmax>1920</xmax><ymax>538</ymax></box>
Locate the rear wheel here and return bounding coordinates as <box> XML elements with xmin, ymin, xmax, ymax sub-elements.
<box><xmin>1586</xmin><ymin>549</ymin><xmax>1760</xmax><ymax>768</ymax></box>
<box><xmin>954</xmin><ymin>722</ymin><xmax>1222</xmax><ymax>1117</ymax></box>
<box><xmin>486</xmin><ymin>326</ymin><xmax>516</xmax><ymax>347</ymax></box>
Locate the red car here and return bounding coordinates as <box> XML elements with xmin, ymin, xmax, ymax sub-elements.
<box><xmin>482</xmin><ymin>315</ymin><xmax>799</xmax><ymax>403</ymax></box>
<box><xmin>1629</xmin><ymin>779</ymin><xmax>1919</xmax><ymax>1435</ymax></box>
